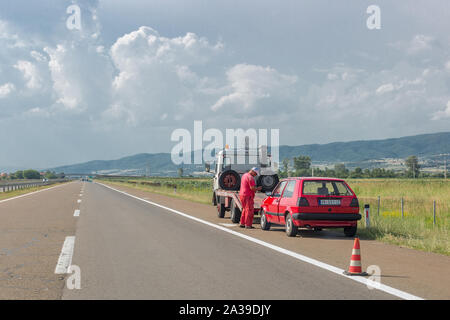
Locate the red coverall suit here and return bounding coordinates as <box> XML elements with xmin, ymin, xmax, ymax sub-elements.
<box><xmin>239</xmin><ymin>172</ymin><xmax>256</xmax><ymax>227</ymax></box>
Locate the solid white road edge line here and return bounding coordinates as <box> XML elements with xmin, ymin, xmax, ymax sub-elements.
<box><xmin>96</xmin><ymin>182</ymin><xmax>423</xmax><ymax>300</ymax></box>
<box><xmin>74</xmin><ymin>209</ymin><xmax>80</xmax><ymax>217</ymax></box>
<box><xmin>55</xmin><ymin>236</ymin><xmax>76</xmax><ymax>274</ymax></box>
<box><xmin>0</xmin><ymin>182</ymin><xmax>73</xmax><ymax>204</ymax></box>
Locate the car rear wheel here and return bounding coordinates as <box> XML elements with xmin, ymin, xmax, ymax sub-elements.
<box><xmin>285</xmin><ymin>214</ymin><xmax>298</xmax><ymax>237</ymax></box>
<box><xmin>260</xmin><ymin>210</ymin><xmax>271</xmax><ymax>230</ymax></box>
<box><xmin>230</xmin><ymin>200</ymin><xmax>241</xmax><ymax>223</ymax></box>
<box><xmin>344</xmin><ymin>226</ymin><xmax>357</xmax><ymax>237</ymax></box>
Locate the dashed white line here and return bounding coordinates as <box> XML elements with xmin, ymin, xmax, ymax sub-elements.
<box><xmin>55</xmin><ymin>236</ymin><xmax>76</xmax><ymax>274</ymax></box>
<box><xmin>77</xmin><ymin>199</ymin><xmax>82</xmax><ymax>203</ymax></box>
<box><xmin>74</xmin><ymin>209</ymin><xmax>80</xmax><ymax>217</ymax></box>
<box><xmin>96</xmin><ymin>182</ymin><xmax>423</xmax><ymax>300</ymax></box>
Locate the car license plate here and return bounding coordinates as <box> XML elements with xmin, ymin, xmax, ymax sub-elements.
<box><xmin>320</xmin><ymin>199</ymin><xmax>341</xmax><ymax>206</ymax></box>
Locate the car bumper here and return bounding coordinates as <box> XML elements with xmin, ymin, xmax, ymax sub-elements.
<box><xmin>292</xmin><ymin>213</ymin><xmax>361</xmax><ymax>221</ymax></box>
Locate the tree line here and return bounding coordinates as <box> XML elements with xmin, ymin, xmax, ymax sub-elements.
<box><xmin>1</xmin><ymin>170</ymin><xmax>65</xmax><ymax>180</ymax></box>
<box><xmin>278</xmin><ymin>155</ymin><xmax>443</xmax><ymax>179</ymax></box>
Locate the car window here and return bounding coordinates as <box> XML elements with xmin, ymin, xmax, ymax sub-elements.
<box><xmin>272</xmin><ymin>181</ymin><xmax>287</xmax><ymax>197</ymax></box>
<box><xmin>302</xmin><ymin>180</ymin><xmax>352</xmax><ymax>196</ymax></box>
<box><xmin>281</xmin><ymin>180</ymin><xmax>296</xmax><ymax>198</ymax></box>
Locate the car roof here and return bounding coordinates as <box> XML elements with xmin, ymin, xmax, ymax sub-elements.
<box><xmin>281</xmin><ymin>177</ymin><xmax>346</xmax><ymax>182</ymax></box>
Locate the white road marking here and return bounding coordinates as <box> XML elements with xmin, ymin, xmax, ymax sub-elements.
<box><xmin>77</xmin><ymin>199</ymin><xmax>82</xmax><ymax>203</ymax></box>
<box><xmin>74</xmin><ymin>209</ymin><xmax>80</xmax><ymax>217</ymax></box>
<box><xmin>55</xmin><ymin>236</ymin><xmax>76</xmax><ymax>274</ymax></box>
<box><xmin>96</xmin><ymin>182</ymin><xmax>423</xmax><ymax>300</ymax></box>
<box><xmin>219</xmin><ymin>223</ymin><xmax>238</xmax><ymax>227</ymax></box>
<box><xmin>0</xmin><ymin>182</ymin><xmax>73</xmax><ymax>204</ymax></box>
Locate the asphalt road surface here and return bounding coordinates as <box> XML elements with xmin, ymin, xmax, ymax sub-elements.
<box><xmin>1</xmin><ymin>181</ymin><xmax>447</xmax><ymax>299</ymax></box>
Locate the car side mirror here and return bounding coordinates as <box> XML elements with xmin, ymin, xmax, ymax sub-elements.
<box><xmin>205</xmin><ymin>163</ymin><xmax>210</xmax><ymax>173</ymax></box>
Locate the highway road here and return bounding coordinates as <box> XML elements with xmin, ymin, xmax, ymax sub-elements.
<box><xmin>0</xmin><ymin>181</ymin><xmax>448</xmax><ymax>299</ymax></box>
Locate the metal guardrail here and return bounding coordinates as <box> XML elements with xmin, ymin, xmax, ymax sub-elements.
<box><xmin>0</xmin><ymin>179</ymin><xmax>69</xmax><ymax>192</ymax></box>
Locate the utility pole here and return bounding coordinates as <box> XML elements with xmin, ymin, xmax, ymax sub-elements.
<box><xmin>445</xmin><ymin>156</ymin><xmax>447</xmax><ymax>179</ymax></box>
<box><xmin>146</xmin><ymin>161</ymin><xmax>151</xmax><ymax>177</ymax></box>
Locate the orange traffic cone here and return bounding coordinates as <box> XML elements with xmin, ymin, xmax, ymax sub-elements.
<box><xmin>343</xmin><ymin>238</ymin><xmax>368</xmax><ymax>276</ymax></box>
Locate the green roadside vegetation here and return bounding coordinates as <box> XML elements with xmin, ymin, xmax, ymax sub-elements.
<box><xmin>99</xmin><ymin>177</ymin><xmax>212</xmax><ymax>204</ymax></box>
<box><xmin>98</xmin><ymin>177</ymin><xmax>449</xmax><ymax>255</ymax></box>
<box><xmin>0</xmin><ymin>182</ymin><xmax>68</xmax><ymax>201</ymax></box>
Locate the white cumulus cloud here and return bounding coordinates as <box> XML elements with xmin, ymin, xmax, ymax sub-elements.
<box><xmin>14</xmin><ymin>60</ymin><xmax>42</xmax><ymax>89</ymax></box>
<box><xmin>432</xmin><ymin>101</ymin><xmax>450</xmax><ymax>120</ymax></box>
<box><xmin>376</xmin><ymin>83</ymin><xmax>395</xmax><ymax>95</ymax></box>
<box><xmin>0</xmin><ymin>83</ymin><xmax>15</xmax><ymax>98</ymax></box>
<box><xmin>211</xmin><ymin>64</ymin><xmax>297</xmax><ymax>112</ymax></box>
<box><xmin>106</xmin><ymin>26</ymin><xmax>223</xmax><ymax>125</ymax></box>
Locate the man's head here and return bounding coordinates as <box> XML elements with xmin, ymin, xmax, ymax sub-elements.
<box><xmin>249</xmin><ymin>167</ymin><xmax>259</xmax><ymax>176</ymax></box>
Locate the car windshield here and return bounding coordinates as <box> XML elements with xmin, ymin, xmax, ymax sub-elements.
<box><xmin>302</xmin><ymin>180</ymin><xmax>353</xmax><ymax>196</ymax></box>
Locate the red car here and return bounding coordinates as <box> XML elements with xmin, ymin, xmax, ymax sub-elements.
<box><xmin>260</xmin><ymin>177</ymin><xmax>361</xmax><ymax>237</ymax></box>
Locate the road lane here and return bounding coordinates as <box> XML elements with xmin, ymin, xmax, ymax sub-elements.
<box><xmin>0</xmin><ymin>181</ymin><xmax>80</xmax><ymax>299</ymax></box>
<box><xmin>64</xmin><ymin>182</ymin><xmax>394</xmax><ymax>299</ymax></box>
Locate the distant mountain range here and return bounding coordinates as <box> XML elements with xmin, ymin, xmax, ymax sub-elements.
<box><xmin>49</xmin><ymin>132</ymin><xmax>450</xmax><ymax>176</ymax></box>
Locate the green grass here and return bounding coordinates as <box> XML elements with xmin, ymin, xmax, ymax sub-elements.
<box><xmin>0</xmin><ymin>182</ymin><xmax>67</xmax><ymax>201</ymax></box>
<box><xmin>100</xmin><ymin>177</ymin><xmax>212</xmax><ymax>205</ymax></box>
<box><xmin>347</xmin><ymin>179</ymin><xmax>450</xmax><ymax>255</ymax></box>
<box><xmin>99</xmin><ymin>177</ymin><xmax>450</xmax><ymax>255</ymax></box>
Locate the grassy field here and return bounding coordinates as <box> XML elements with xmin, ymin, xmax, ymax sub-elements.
<box><xmin>100</xmin><ymin>177</ymin><xmax>212</xmax><ymax>204</ymax></box>
<box><xmin>347</xmin><ymin>179</ymin><xmax>449</xmax><ymax>255</ymax></box>
<box><xmin>99</xmin><ymin>177</ymin><xmax>450</xmax><ymax>255</ymax></box>
<box><xmin>0</xmin><ymin>182</ymin><xmax>67</xmax><ymax>201</ymax></box>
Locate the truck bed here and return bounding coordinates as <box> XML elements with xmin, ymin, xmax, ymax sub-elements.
<box><xmin>215</xmin><ymin>189</ymin><xmax>266</xmax><ymax>213</ymax></box>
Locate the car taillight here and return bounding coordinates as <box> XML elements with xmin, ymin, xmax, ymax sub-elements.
<box><xmin>350</xmin><ymin>198</ymin><xmax>359</xmax><ymax>208</ymax></box>
<box><xmin>297</xmin><ymin>197</ymin><xmax>309</xmax><ymax>207</ymax></box>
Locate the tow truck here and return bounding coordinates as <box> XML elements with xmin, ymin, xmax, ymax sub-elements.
<box><xmin>206</xmin><ymin>144</ymin><xmax>279</xmax><ymax>223</ymax></box>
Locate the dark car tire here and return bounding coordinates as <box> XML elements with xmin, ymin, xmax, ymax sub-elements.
<box><xmin>217</xmin><ymin>200</ymin><xmax>226</xmax><ymax>218</ymax></box>
<box><xmin>230</xmin><ymin>200</ymin><xmax>241</xmax><ymax>223</ymax></box>
<box><xmin>260</xmin><ymin>209</ymin><xmax>271</xmax><ymax>230</ymax></box>
<box><xmin>285</xmin><ymin>214</ymin><xmax>298</xmax><ymax>237</ymax></box>
<box><xmin>257</xmin><ymin>174</ymin><xmax>279</xmax><ymax>192</ymax></box>
<box><xmin>218</xmin><ymin>170</ymin><xmax>241</xmax><ymax>191</ymax></box>
<box><xmin>344</xmin><ymin>226</ymin><xmax>357</xmax><ymax>237</ymax></box>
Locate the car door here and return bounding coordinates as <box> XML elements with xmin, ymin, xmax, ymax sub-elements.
<box><xmin>266</xmin><ymin>181</ymin><xmax>287</xmax><ymax>223</ymax></box>
<box><xmin>277</xmin><ymin>180</ymin><xmax>296</xmax><ymax>224</ymax></box>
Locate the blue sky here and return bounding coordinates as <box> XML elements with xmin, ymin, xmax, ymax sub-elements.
<box><xmin>0</xmin><ymin>0</ymin><xmax>449</xmax><ymax>169</ymax></box>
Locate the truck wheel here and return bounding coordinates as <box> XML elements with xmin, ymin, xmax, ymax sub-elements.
<box><xmin>212</xmin><ymin>192</ymin><xmax>217</xmax><ymax>206</ymax></box>
<box><xmin>230</xmin><ymin>200</ymin><xmax>241</xmax><ymax>223</ymax></box>
<box><xmin>258</xmin><ymin>174</ymin><xmax>279</xmax><ymax>192</ymax></box>
<box><xmin>217</xmin><ymin>198</ymin><xmax>226</xmax><ymax>218</ymax></box>
<box><xmin>218</xmin><ymin>170</ymin><xmax>241</xmax><ymax>191</ymax></box>
<box><xmin>260</xmin><ymin>209</ymin><xmax>271</xmax><ymax>230</ymax></box>
<box><xmin>285</xmin><ymin>214</ymin><xmax>298</xmax><ymax>237</ymax></box>
<box><xmin>344</xmin><ymin>226</ymin><xmax>357</xmax><ymax>237</ymax></box>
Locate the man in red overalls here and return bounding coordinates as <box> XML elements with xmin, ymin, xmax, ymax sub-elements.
<box><xmin>239</xmin><ymin>167</ymin><xmax>262</xmax><ymax>229</ymax></box>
